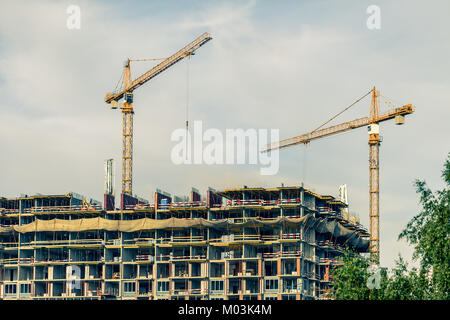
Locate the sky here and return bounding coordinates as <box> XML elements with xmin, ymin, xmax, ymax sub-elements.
<box><xmin>0</xmin><ymin>0</ymin><xmax>449</xmax><ymax>268</ymax></box>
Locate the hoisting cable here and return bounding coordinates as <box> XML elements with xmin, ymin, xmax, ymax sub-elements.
<box><xmin>379</xmin><ymin>94</ymin><xmax>401</xmax><ymax>110</ymax></box>
<box><xmin>302</xmin><ymin>144</ymin><xmax>308</xmax><ymax>186</ymax></box>
<box><xmin>299</xmin><ymin>89</ymin><xmax>372</xmax><ymax>185</ymax></box>
<box><xmin>112</xmin><ymin>68</ymin><xmax>125</xmax><ymax>94</ymax></box>
<box><xmin>310</xmin><ymin>89</ymin><xmax>372</xmax><ymax>134</ymax></box>
<box><xmin>185</xmin><ymin>54</ymin><xmax>192</xmax><ymax>160</ymax></box>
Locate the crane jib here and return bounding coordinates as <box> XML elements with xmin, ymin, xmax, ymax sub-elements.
<box><xmin>105</xmin><ymin>32</ymin><xmax>212</xmax><ymax>196</ymax></box>
<box><xmin>105</xmin><ymin>32</ymin><xmax>212</xmax><ymax>104</ymax></box>
<box><xmin>262</xmin><ymin>104</ymin><xmax>414</xmax><ymax>152</ymax></box>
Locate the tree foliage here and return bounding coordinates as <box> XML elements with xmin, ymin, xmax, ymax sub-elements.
<box><xmin>331</xmin><ymin>153</ymin><xmax>450</xmax><ymax>300</ymax></box>
<box><xmin>398</xmin><ymin>153</ymin><xmax>450</xmax><ymax>299</ymax></box>
<box><xmin>331</xmin><ymin>251</ymin><xmax>385</xmax><ymax>300</ymax></box>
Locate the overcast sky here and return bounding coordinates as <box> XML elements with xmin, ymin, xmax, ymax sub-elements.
<box><xmin>0</xmin><ymin>0</ymin><xmax>449</xmax><ymax>268</ymax></box>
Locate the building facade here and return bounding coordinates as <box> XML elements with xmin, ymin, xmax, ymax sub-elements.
<box><xmin>0</xmin><ymin>186</ymin><xmax>369</xmax><ymax>300</ymax></box>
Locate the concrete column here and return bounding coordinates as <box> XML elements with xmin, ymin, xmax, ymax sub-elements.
<box><xmin>258</xmin><ymin>259</ymin><xmax>262</xmax><ymax>276</ymax></box>
<box><xmin>277</xmin><ymin>259</ymin><xmax>281</xmax><ymax>275</ymax></box>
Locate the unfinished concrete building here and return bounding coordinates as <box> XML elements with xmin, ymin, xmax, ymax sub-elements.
<box><xmin>0</xmin><ymin>186</ymin><xmax>369</xmax><ymax>300</ymax></box>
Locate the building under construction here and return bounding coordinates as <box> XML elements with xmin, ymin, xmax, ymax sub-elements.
<box><xmin>0</xmin><ymin>186</ymin><xmax>369</xmax><ymax>300</ymax></box>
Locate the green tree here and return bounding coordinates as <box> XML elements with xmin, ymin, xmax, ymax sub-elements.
<box><xmin>382</xmin><ymin>256</ymin><xmax>429</xmax><ymax>300</ymax></box>
<box><xmin>398</xmin><ymin>153</ymin><xmax>450</xmax><ymax>299</ymax></box>
<box><xmin>331</xmin><ymin>251</ymin><xmax>371</xmax><ymax>300</ymax></box>
<box><xmin>330</xmin><ymin>251</ymin><xmax>388</xmax><ymax>300</ymax></box>
<box><xmin>331</xmin><ymin>153</ymin><xmax>450</xmax><ymax>300</ymax></box>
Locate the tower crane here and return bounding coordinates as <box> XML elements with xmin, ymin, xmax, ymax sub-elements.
<box><xmin>262</xmin><ymin>87</ymin><xmax>415</xmax><ymax>263</ymax></box>
<box><xmin>105</xmin><ymin>32</ymin><xmax>212</xmax><ymax>195</ymax></box>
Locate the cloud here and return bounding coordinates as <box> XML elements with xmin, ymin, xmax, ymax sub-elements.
<box><xmin>0</xmin><ymin>0</ymin><xmax>449</xmax><ymax>268</ymax></box>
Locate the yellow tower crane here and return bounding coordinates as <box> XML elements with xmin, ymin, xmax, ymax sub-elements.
<box><xmin>262</xmin><ymin>87</ymin><xmax>415</xmax><ymax>263</ymax></box>
<box><xmin>105</xmin><ymin>32</ymin><xmax>212</xmax><ymax>195</ymax></box>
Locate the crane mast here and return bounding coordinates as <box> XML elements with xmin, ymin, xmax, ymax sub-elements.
<box><xmin>262</xmin><ymin>87</ymin><xmax>414</xmax><ymax>263</ymax></box>
<box><xmin>122</xmin><ymin>59</ymin><xmax>133</xmax><ymax>195</ymax></box>
<box><xmin>368</xmin><ymin>88</ymin><xmax>381</xmax><ymax>262</ymax></box>
<box><xmin>105</xmin><ymin>33</ymin><xmax>212</xmax><ymax>195</ymax></box>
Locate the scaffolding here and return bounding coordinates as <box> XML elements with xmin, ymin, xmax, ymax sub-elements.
<box><xmin>0</xmin><ymin>186</ymin><xmax>368</xmax><ymax>300</ymax></box>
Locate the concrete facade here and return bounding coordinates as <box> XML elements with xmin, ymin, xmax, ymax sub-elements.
<box><xmin>0</xmin><ymin>186</ymin><xmax>369</xmax><ymax>300</ymax></box>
